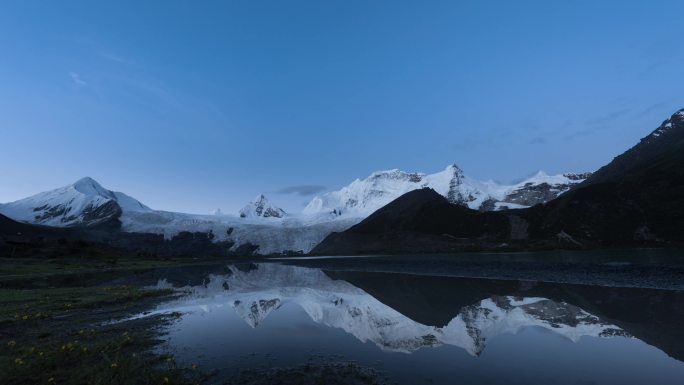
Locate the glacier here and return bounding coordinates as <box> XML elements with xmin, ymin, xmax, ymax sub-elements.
<box><xmin>0</xmin><ymin>165</ymin><xmax>590</xmax><ymax>254</ymax></box>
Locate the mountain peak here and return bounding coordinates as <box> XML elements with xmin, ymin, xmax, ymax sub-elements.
<box><xmin>239</xmin><ymin>194</ymin><xmax>285</xmax><ymax>219</ymax></box>
<box><xmin>445</xmin><ymin>163</ymin><xmax>464</xmax><ymax>173</ymax></box>
<box><xmin>72</xmin><ymin>177</ymin><xmax>114</xmax><ymax>198</ymax></box>
<box><xmin>0</xmin><ymin>177</ymin><xmax>150</xmax><ymax>227</ymax></box>
<box><xmin>586</xmin><ymin>107</ymin><xmax>684</xmax><ymax>185</ymax></box>
<box><xmin>645</xmin><ymin>107</ymin><xmax>684</xmax><ymax>141</ymax></box>
<box><xmin>303</xmin><ymin>164</ymin><xmax>589</xmax><ymax>217</ymax></box>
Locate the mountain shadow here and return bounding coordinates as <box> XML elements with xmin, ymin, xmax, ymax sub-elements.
<box><xmin>313</xmin><ymin>108</ymin><xmax>684</xmax><ymax>254</ymax></box>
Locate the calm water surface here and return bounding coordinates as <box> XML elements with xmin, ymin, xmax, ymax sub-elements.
<box><xmin>131</xmin><ymin>258</ymin><xmax>684</xmax><ymax>385</ymax></box>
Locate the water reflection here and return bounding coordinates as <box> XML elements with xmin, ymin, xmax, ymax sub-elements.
<box><xmin>134</xmin><ymin>263</ymin><xmax>684</xmax><ymax>385</ymax></box>
<box><xmin>149</xmin><ymin>264</ymin><xmax>628</xmax><ymax>356</ymax></box>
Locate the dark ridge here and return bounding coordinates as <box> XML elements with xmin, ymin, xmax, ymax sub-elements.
<box><xmin>313</xmin><ymin>108</ymin><xmax>684</xmax><ymax>255</ymax></box>
<box><xmin>0</xmin><ymin>213</ymin><xmax>253</xmax><ymax>258</ymax></box>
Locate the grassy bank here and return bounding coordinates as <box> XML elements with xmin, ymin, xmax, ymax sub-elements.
<box><xmin>0</xmin><ymin>257</ymin><xmax>211</xmax><ymax>385</ymax></box>
<box><xmin>0</xmin><ymin>256</ymin><xmax>389</xmax><ymax>385</ymax></box>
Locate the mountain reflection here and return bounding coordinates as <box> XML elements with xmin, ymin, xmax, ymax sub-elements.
<box><xmin>149</xmin><ymin>264</ymin><xmax>629</xmax><ymax>356</ymax></box>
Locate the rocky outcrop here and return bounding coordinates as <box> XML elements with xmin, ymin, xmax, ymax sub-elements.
<box><xmin>501</xmin><ymin>172</ymin><xmax>591</xmax><ymax>207</ymax></box>
<box><xmin>239</xmin><ymin>194</ymin><xmax>286</xmax><ymax>218</ymax></box>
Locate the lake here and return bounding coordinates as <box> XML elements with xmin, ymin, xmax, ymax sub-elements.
<box><xmin>126</xmin><ymin>254</ymin><xmax>684</xmax><ymax>385</ymax></box>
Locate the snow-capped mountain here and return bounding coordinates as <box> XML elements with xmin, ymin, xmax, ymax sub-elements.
<box><xmin>0</xmin><ymin>166</ymin><xmax>590</xmax><ymax>254</ymax></box>
<box><xmin>239</xmin><ymin>194</ymin><xmax>286</xmax><ymax>219</ymax></box>
<box><xmin>303</xmin><ymin>165</ymin><xmax>590</xmax><ymax>217</ymax></box>
<box><xmin>0</xmin><ymin>177</ymin><xmax>150</xmax><ymax>227</ymax></box>
<box><xmin>497</xmin><ymin>171</ymin><xmax>592</xmax><ymax>209</ymax></box>
<box><xmin>0</xmin><ymin>176</ymin><xmax>353</xmax><ymax>254</ymax></box>
<box><xmin>304</xmin><ymin>165</ymin><xmax>490</xmax><ymax>217</ymax></box>
<box><xmin>143</xmin><ymin>264</ymin><xmax>628</xmax><ymax>356</ymax></box>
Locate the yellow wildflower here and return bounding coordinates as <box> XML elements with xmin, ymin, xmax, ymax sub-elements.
<box><xmin>7</xmin><ymin>340</ymin><xmax>16</xmax><ymax>347</ymax></box>
<box><xmin>15</xmin><ymin>357</ymin><xmax>25</xmax><ymax>365</ymax></box>
<box><xmin>110</xmin><ymin>363</ymin><xmax>118</xmax><ymax>369</ymax></box>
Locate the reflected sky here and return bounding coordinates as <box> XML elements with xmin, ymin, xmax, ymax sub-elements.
<box><xmin>131</xmin><ymin>263</ymin><xmax>684</xmax><ymax>385</ymax></box>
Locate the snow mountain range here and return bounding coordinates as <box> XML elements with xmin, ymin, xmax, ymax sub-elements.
<box><xmin>304</xmin><ymin>164</ymin><xmax>590</xmax><ymax>217</ymax></box>
<box><xmin>0</xmin><ymin>166</ymin><xmax>589</xmax><ymax>254</ymax></box>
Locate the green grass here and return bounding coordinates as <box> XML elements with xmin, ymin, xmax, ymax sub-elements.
<box><xmin>0</xmin><ymin>258</ymin><xmax>210</xmax><ymax>385</ymax></box>
<box><xmin>0</xmin><ymin>256</ymin><xmax>219</xmax><ymax>281</ymax></box>
<box><xmin>0</xmin><ymin>286</ymin><xmax>175</xmax><ymax>323</ymax></box>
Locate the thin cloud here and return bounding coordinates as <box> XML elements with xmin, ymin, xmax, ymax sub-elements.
<box><xmin>584</xmin><ymin>107</ymin><xmax>632</xmax><ymax>127</ymax></box>
<box><xmin>450</xmin><ymin>137</ymin><xmax>486</xmax><ymax>151</ymax></box>
<box><xmin>275</xmin><ymin>185</ymin><xmax>326</xmax><ymax>196</ymax></box>
<box><xmin>636</xmin><ymin>101</ymin><xmax>675</xmax><ymax>119</ymax></box>
<box><xmin>99</xmin><ymin>51</ymin><xmax>128</xmax><ymax>64</ymax></box>
<box><xmin>529</xmin><ymin>136</ymin><xmax>546</xmax><ymax>145</ymax></box>
<box><xmin>565</xmin><ymin>107</ymin><xmax>633</xmax><ymax>140</ymax></box>
<box><xmin>69</xmin><ymin>72</ymin><xmax>87</xmax><ymax>86</ymax></box>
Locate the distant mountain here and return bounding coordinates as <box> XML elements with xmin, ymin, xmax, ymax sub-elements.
<box><xmin>17</xmin><ymin>104</ymin><xmax>682</xmax><ymax>255</ymax></box>
<box><xmin>239</xmin><ymin>194</ymin><xmax>286</xmax><ymax>218</ymax></box>
<box><xmin>313</xmin><ymin>108</ymin><xmax>684</xmax><ymax>254</ymax></box>
<box><xmin>498</xmin><ymin>171</ymin><xmax>592</xmax><ymax>209</ymax></box>
<box><xmin>303</xmin><ymin>165</ymin><xmax>589</xmax><ymax>217</ymax></box>
<box><xmin>0</xmin><ymin>177</ymin><xmax>149</xmax><ymax>227</ymax></box>
<box><xmin>0</xmin><ymin>165</ymin><xmax>587</xmax><ymax>254</ymax></box>
<box><xmin>312</xmin><ymin>188</ymin><xmax>512</xmax><ymax>254</ymax></box>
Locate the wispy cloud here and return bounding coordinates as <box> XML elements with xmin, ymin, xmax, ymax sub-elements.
<box><xmin>565</xmin><ymin>107</ymin><xmax>633</xmax><ymax>140</ymax></box>
<box><xmin>275</xmin><ymin>185</ymin><xmax>326</xmax><ymax>196</ymax></box>
<box><xmin>450</xmin><ymin>137</ymin><xmax>486</xmax><ymax>151</ymax></box>
<box><xmin>635</xmin><ymin>101</ymin><xmax>677</xmax><ymax>119</ymax></box>
<box><xmin>99</xmin><ymin>51</ymin><xmax>128</xmax><ymax>64</ymax></box>
<box><xmin>529</xmin><ymin>136</ymin><xmax>546</xmax><ymax>145</ymax></box>
<box><xmin>584</xmin><ymin>107</ymin><xmax>632</xmax><ymax>127</ymax></box>
<box><xmin>69</xmin><ymin>72</ymin><xmax>87</xmax><ymax>86</ymax></box>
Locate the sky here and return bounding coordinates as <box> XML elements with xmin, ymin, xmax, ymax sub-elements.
<box><xmin>1</xmin><ymin>0</ymin><xmax>683</xmax><ymax>214</ymax></box>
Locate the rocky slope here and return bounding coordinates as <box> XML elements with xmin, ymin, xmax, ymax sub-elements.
<box><xmin>527</xmin><ymin>107</ymin><xmax>684</xmax><ymax>243</ymax></box>
<box><xmin>0</xmin><ymin>177</ymin><xmax>149</xmax><ymax>228</ymax></box>
<box><xmin>239</xmin><ymin>194</ymin><xmax>286</xmax><ymax>218</ymax></box>
<box><xmin>313</xmin><ymin>108</ymin><xmax>684</xmax><ymax>254</ymax></box>
<box><xmin>499</xmin><ymin>172</ymin><xmax>592</xmax><ymax>208</ymax></box>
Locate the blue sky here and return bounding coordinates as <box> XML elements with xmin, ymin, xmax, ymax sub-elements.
<box><xmin>1</xmin><ymin>0</ymin><xmax>683</xmax><ymax>213</ymax></box>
